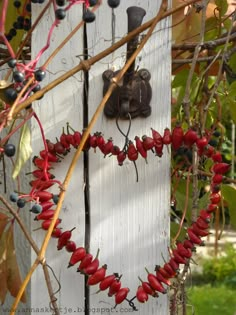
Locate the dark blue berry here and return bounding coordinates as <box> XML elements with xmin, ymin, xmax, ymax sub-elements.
<box><xmin>34</xmin><ymin>69</ymin><xmax>46</xmax><ymax>81</ymax></box>
<box><xmin>9</xmin><ymin>28</ymin><xmax>17</xmax><ymax>37</ymax></box>
<box><xmin>53</xmin><ymin>194</ymin><xmax>59</xmax><ymax>204</ymax></box>
<box><xmin>6</xmin><ymin>34</ymin><xmax>13</xmax><ymax>41</ymax></box>
<box><xmin>31</xmin><ymin>0</ymin><xmax>39</xmax><ymax>3</ymax></box>
<box><xmin>17</xmin><ymin>16</ymin><xmax>24</xmax><ymax>23</ymax></box>
<box><xmin>26</xmin><ymin>3</ymin><xmax>31</xmax><ymax>12</ymax></box>
<box><xmin>83</xmin><ymin>9</ymin><xmax>96</xmax><ymax>23</ymax></box>
<box><xmin>38</xmin><ymin>0</ymin><xmax>45</xmax><ymax>3</ymax></box>
<box><xmin>56</xmin><ymin>0</ymin><xmax>66</xmax><ymax>6</ymax></box>
<box><xmin>55</xmin><ymin>8</ymin><xmax>66</xmax><ymax>20</ymax></box>
<box><xmin>89</xmin><ymin>0</ymin><xmax>97</xmax><ymax>6</ymax></box>
<box><xmin>208</xmin><ymin>139</ymin><xmax>218</xmax><ymax>147</ymax></box>
<box><xmin>213</xmin><ymin>130</ymin><xmax>221</xmax><ymax>137</ymax></box>
<box><xmin>14</xmin><ymin>1</ymin><xmax>21</xmax><ymax>8</ymax></box>
<box><xmin>17</xmin><ymin>198</ymin><xmax>26</xmax><ymax>208</ymax></box>
<box><xmin>4</xmin><ymin>144</ymin><xmax>16</xmax><ymax>157</ymax></box>
<box><xmin>107</xmin><ymin>0</ymin><xmax>120</xmax><ymax>8</ymax></box>
<box><xmin>13</xmin><ymin>71</ymin><xmax>25</xmax><ymax>82</ymax></box>
<box><xmin>8</xmin><ymin>59</ymin><xmax>17</xmax><ymax>68</ymax></box>
<box><xmin>30</xmin><ymin>204</ymin><xmax>42</xmax><ymax>214</ymax></box>
<box><xmin>10</xmin><ymin>192</ymin><xmax>18</xmax><ymax>202</ymax></box>
<box><xmin>4</xmin><ymin>88</ymin><xmax>18</xmax><ymax>101</ymax></box>
<box><xmin>32</xmin><ymin>84</ymin><xmax>41</xmax><ymax>93</ymax></box>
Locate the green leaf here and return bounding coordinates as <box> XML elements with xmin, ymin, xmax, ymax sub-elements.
<box><xmin>215</xmin><ymin>0</ymin><xmax>228</xmax><ymax>16</ymax></box>
<box><xmin>12</xmin><ymin>123</ymin><xmax>32</xmax><ymax>179</ymax></box>
<box><xmin>170</xmin><ymin>222</ymin><xmax>186</xmax><ymax>242</ymax></box>
<box><xmin>221</xmin><ymin>184</ymin><xmax>236</xmax><ymax>229</ymax></box>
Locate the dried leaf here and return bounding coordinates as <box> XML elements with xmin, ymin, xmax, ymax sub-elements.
<box><xmin>12</xmin><ymin>123</ymin><xmax>32</xmax><ymax>179</ymax></box>
<box><xmin>0</xmin><ymin>229</ymin><xmax>8</xmax><ymax>304</ymax></box>
<box><xmin>0</xmin><ymin>213</ymin><xmax>9</xmax><ymax>236</ymax></box>
<box><xmin>6</xmin><ymin>225</ymin><xmax>26</xmax><ymax>303</ymax></box>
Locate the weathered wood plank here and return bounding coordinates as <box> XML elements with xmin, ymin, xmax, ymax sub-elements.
<box><xmin>31</xmin><ymin>4</ymin><xmax>85</xmax><ymax>313</ymax></box>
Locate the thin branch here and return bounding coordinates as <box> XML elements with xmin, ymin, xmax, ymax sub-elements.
<box><xmin>201</xmin><ymin>12</ymin><xmax>236</xmax><ymax>133</ymax></box>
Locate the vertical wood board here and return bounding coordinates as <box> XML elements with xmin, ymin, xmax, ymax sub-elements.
<box><xmin>31</xmin><ymin>4</ymin><xmax>85</xmax><ymax>314</ymax></box>
<box><xmin>87</xmin><ymin>1</ymin><xmax>171</xmax><ymax>314</ymax></box>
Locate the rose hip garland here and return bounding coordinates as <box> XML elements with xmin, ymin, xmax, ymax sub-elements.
<box><xmin>5</xmin><ymin>124</ymin><xmax>230</xmax><ymax>309</ymax></box>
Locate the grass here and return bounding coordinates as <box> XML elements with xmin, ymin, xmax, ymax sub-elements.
<box><xmin>186</xmin><ymin>284</ymin><xmax>236</xmax><ymax>315</ymax></box>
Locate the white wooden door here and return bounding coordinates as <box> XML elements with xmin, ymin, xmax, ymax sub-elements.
<box><xmin>29</xmin><ymin>1</ymin><xmax>171</xmax><ymax>314</ymax></box>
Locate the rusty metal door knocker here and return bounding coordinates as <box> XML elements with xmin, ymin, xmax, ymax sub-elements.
<box><xmin>102</xmin><ymin>6</ymin><xmax>152</xmax><ymax>119</ymax></box>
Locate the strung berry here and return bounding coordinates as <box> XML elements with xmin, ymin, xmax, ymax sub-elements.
<box><xmin>13</xmin><ymin>71</ymin><xmax>25</xmax><ymax>83</ymax></box>
<box><xmin>14</xmin><ymin>1</ymin><xmax>21</xmax><ymax>8</ymax></box>
<box><xmin>30</xmin><ymin>204</ymin><xmax>43</xmax><ymax>214</ymax></box>
<box><xmin>89</xmin><ymin>0</ymin><xmax>97</xmax><ymax>6</ymax></box>
<box><xmin>55</xmin><ymin>8</ymin><xmax>66</xmax><ymax>20</ymax></box>
<box><xmin>34</xmin><ymin>69</ymin><xmax>46</xmax><ymax>81</ymax></box>
<box><xmin>10</xmin><ymin>192</ymin><xmax>18</xmax><ymax>202</ymax></box>
<box><xmin>38</xmin><ymin>0</ymin><xmax>45</xmax><ymax>3</ymax></box>
<box><xmin>107</xmin><ymin>0</ymin><xmax>120</xmax><ymax>8</ymax></box>
<box><xmin>66</xmin><ymin>241</ymin><xmax>77</xmax><ymax>252</ymax></box>
<box><xmin>4</xmin><ymin>144</ymin><xmax>16</xmax><ymax>157</ymax></box>
<box><xmin>31</xmin><ymin>0</ymin><xmax>39</xmax><ymax>3</ymax></box>
<box><xmin>17</xmin><ymin>198</ymin><xmax>26</xmax><ymax>208</ymax></box>
<box><xmin>7</xmin><ymin>59</ymin><xmax>17</xmax><ymax>68</ymax></box>
<box><xmin>56</xmin><ymin>0</ymin><xmax>66</xmax><ymax>5</ymax></box>
<box><xmin>83</xmin><ymin>9</ymin><xmax>96</xmax><ymax>23</ymax></box>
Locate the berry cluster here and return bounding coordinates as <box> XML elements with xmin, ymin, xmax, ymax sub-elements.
<box><xmin>5</xmin><ymin>0</ymin><xmax>32</xmax><ymax>42</ymax></box>
<box><xmin>2</xmin><ymin>0</ymin><xmax>121</xmax><ymax>111</ymax></box>
<box><xmin>4</xmin><ymin>123</ymin><xmax>230</xmax><ymax>307</ymax></box>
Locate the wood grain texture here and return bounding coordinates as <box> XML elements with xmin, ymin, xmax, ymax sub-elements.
<box><xmin>87</xmin><ymin>1</ymin><xmax>171</xmax><ymax>314</ymax></box>
<box><xmin>30</xmin><ymin>4</ymin><xmax>85</xmax><ymax>314</ymax></box>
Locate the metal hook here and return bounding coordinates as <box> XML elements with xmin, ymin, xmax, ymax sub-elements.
<box><xmin>102</xmin><ymin>6</ymin><xmax>152</xmax><ymax>119</ymax></box>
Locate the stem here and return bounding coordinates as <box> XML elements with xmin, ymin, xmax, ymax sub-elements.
<box><xmin>172</xmin><ymin>168</ymin><xmax>191</xmax><ymax>246</ymax></box>
<box><xmin>0</xmin><ymin>0</ymin><xmax>8</xmax><ymax>33</ymax></box>
<box><xmin>42</xmin><ymin>264</ymin><xmax>60</xmax><ymax>315</ymax></box>
<box><xmin>0</xmin><ymin>111</ymin><xmax>34</xmax><ymax>146</ymax></box>
<box><xmin>33</xmin><ymin>112</ymin><xmax>49</xmax><ymax>181</ymax></box>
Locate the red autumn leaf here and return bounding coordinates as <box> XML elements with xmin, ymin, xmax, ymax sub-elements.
<box><xmin>6</xmin><ymin>225</ymin><xmax>27</xmax><ymax>303</ymax></box>
<box><xmin>0</xmin><ymin>213</ymin><xmax>9</xmax><ymax>236</ymax></box>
